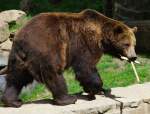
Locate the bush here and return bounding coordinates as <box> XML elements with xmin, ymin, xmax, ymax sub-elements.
<box><xmin>0</xmin><ymin>0</ymin><xmax>103</xmax><ymax>15</ymax></box>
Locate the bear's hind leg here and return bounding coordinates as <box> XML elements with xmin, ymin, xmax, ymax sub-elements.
<box><xmin>2</xmin><ymin>71</ymin><xmax>33</xmax><ymax>107</ymax></box>
<box><xmin>2</xmin><ymin>84</ymin><xmax>22</xmax><ymax>107</ymax></box>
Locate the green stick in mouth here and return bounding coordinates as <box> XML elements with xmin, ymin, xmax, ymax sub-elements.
<box><xmin>131</xmin><ymin>61</ymin><xmax>140</xmax><ymax>82</ymax></box>
<box><xmin>120</xmin><ymin>56</ymin><xmax>140</xmax><ymax>82</ymax></box>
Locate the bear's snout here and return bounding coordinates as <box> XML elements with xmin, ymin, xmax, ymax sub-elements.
<box><xmin>126</xmin><ymin>46</ymin><xmax>137</xmax><ymax>61</ymax></box>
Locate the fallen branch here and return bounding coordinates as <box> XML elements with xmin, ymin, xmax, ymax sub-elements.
<box><xmin>120</xmin><ymin>56</ymin><xmax>140</xmax><ymax>82</ymax></box>
<box><xmin>131</xmin><ymin>61</ymin><xmax>140</xmax><ymax>82</ymax></box>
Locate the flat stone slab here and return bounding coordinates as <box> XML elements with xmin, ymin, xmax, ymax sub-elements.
<box><xmin>1</xmin><ymin>82</ymin><xmax>150</xmax><ymax>114</ymax></box>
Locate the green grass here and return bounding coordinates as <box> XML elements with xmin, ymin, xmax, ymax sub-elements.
<box><xmin>19</xmin><ymin>54</ymin><xmax>150</xmax><ymax>102</ymax></box>
<box><xmin>98</xmin><ymin>55</ymin><xmax>150</xmax><ymax>88</ymax></box>
<box><xmin>9</xmin><ymin>16</ymin><xmax>32</xmax><ymax>33</ymax></box>
<box><xmin>20</xmin><ymin>84</ymin><xmax>51</xmax><ymax>102</ymax></box>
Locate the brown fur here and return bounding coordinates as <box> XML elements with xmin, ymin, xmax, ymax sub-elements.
<box><xmin>1</xmin><ymin>9</ymin><xmax>137</xmax><ymax>107</ymax></box>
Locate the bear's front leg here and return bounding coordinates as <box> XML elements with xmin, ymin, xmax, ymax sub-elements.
<box><xmin>73</xmin><ymin>64</ymin><xmax>103</xmax><ymax>100</ymax></box>
<box><xmin>43</xmin><ymin>72</ymin><xmax>77</xmax><ymax>105</ymax></box>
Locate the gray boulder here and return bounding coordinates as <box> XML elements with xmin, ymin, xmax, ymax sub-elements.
<box><xmin>0</xmin><ymin>10</ymin><xmax>26</xmax><ymax>43</ymax></box>
<box><xmin>0</xmin><ymin>75</ymin><xmax>6</xmax><ymax>93</ymax></box>
<box><xmin>0</xmin><ymin>21</ymin><xmax>9</xmax><ymax>43</ymax></box>
<box><xmin>0</xmin><ymin>75</ymin><xmax>6</xmax><ymax>99</ymax></box>
<box><xmin>0</xmin><ymin>39</ymin><xmax>12</xmax><ymax>66</ymax></box>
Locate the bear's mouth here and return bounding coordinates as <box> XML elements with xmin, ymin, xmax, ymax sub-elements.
<box><xmin>119</xmin><ymin>55</ymin><xmax>140</xmax><ymax>64</ymax></box>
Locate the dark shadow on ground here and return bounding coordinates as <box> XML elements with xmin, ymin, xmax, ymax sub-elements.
<box><xmin>24</xmin><ymin>91</ymin><xmax>96</xmax><ymax>105</ymax></box>
<box><xmin>24</xmin><ymin>89</ymin><xmax>122</xmax><ymax>105</ymax></box>
<box><xmin>0</xmin><ymin>89</ymin><xmax>124</xmax><ymax>114</ymax></box>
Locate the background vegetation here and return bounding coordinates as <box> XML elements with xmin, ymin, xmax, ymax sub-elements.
<box><xmin>0</xmin><ymin>0</ymin><xmax>103</xmax><ymax>15</ymax></box>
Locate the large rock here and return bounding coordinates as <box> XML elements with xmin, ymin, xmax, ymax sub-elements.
<box><xmin>0</xmin><ymin>39</ymin><xmax>12</xmax><ymax>66</ymax></box>
<box><xmin>0</xmin><ymin>75</ymin><xmax>6</xmax><ymax>93</ymax></box>
<box><xmin>0</xmin><ymin>10</ymin><xmax>26</xmax><ymax>43</ymax></box>
<box><xmin>0</xmin><ymin>21</ymin><xmax>9</xmax><ymax>43</ymax></box>
<box><xmin>0</xmin><ymin>10</ymin><xmax>26</xmax><ymax>24</ymax></box>
<box><xmin>0</xmin><ymin>75</ymin><xmax>5</xmax><ymax>99</ymax></box>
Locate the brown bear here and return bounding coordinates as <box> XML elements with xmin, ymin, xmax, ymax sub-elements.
<box><xmin>1</xmin><ymin>9</ymin><xmax>137</xmax><ymax>107</ymax></box>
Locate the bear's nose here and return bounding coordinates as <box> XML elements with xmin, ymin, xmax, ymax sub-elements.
<box><xmin>129</xmin><ymin>57</ymin><xmax>137</xmax><ymax>61</ymax></box>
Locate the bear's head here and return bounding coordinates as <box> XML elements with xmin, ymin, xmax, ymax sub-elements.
<box><xmin>102</xmin><ymin>21</ymin><xmax>137</xmax><ymax>61</ymax></box>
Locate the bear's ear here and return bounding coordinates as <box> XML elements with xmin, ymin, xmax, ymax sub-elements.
<box><xmin>132</xmin><ymin>27</ymin><xmax>138</xmax><ymax>33</ymax></box>
<box><xmin>114</xmin><ymin>26</ymin><xmax>123</xmax><ymax>34</ymax></box>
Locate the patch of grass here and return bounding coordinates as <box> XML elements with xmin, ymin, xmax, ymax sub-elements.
<box><xmin>9</xmin><ymin>15</ymin><xmax>32</xmax><ymax>33</ymax></box>
<box><xmin>64</xmin><ymin>68</ymin><xmax>83</xmax><ymax>94</ymax></box>
<box><xmin>20</xmin><ymin>54</ymin><xmax>150</xmax><ymax>102</ymax></box>
<box><xmin>20</xmin><ymin>84</ymin><xmax>51</xmax><ymax>102</ymax></box>
<box><xmin>99</xmin><ymin>55</ymin><xmax>150</xmax><ymax>88</ymax></box>
<box><xmin>9</xmin><ymin>22</ymin><xmax>23</xmax><ymax>33</ymax></box>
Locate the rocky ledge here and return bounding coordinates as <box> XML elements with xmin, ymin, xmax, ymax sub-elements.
<box><xmin>0</xmin><ymin>82</ymin><xmax>150</xmax><ymax>114</ymax></box>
